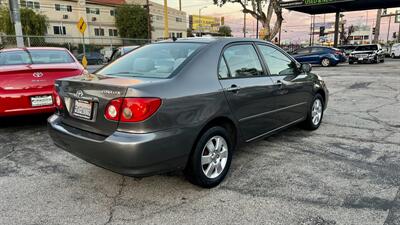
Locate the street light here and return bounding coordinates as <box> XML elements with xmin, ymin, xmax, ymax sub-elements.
<box><xmin>199</xmin><ymin>6</ymin><xmax>207</xmax><ymax>37</ymax></box>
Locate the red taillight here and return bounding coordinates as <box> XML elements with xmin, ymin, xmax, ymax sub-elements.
<box><xmin>54</xmin><ymin>90</ymin><xmax>63</xmax><ymax>109</ymax></box>
<box><xmin>104</xmin><ymin>98</ymin><xmax>161</xmax><ymax>122</ymax></box>
<box><xmin>335</xmin><ymin>50</ymin><xmax>343</xmax><ymax>55</ymax></box>
<box><xmin>105</xmin><ymin>98</ymin><xmax>123</xmax><ymax>121</ymax></box>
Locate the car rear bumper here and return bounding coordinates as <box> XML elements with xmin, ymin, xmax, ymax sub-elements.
<box><xmin>349</xmin><ymin>56</ymin><xmax>376</xmax><ymax>63</ymax></box>
<box><xmin>48</xmin><ymin>114</ymin><xmax>192</xmax><ymax>177</ymax></box>
<box><xmin>0</xmin><ymin>92</ymin><xmax>56</xmax><ymax>116</ymax></box>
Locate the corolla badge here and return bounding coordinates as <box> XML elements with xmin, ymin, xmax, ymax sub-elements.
<box><xmin>102</xmin><ymin>90</ymin><xmax>121</xmax><ymax>95</ymax></box>
<box><xmin>32</xmin><ymin>72</ymin><xmax>44</xmax><ymax>78</ymax></box>
<box><xmin>75</xmin><ymin>90</ymin><xmax>84</xmax><ymax>98</ymax></box>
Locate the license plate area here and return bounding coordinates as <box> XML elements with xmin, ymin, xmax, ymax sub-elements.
<box><xmin>31</xmin><ymin>95</ymin><xmax>53</xmax><ymax>107</ymax></box>
<box><xmin>72</xmin><ymin>99</ymin><xmax>93</xmax><ymax>120</ymax></box>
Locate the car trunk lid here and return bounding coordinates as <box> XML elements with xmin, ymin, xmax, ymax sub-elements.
<box><xmin>56</xmin><ymin>74</ymin><xmax>156</xmax><ymax>136</ymax></box>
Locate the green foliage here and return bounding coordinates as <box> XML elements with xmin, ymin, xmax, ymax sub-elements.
<box><xmin>0</xmin><ymin>7</ymin><xmax>48</xmax><ymax>35</ymax></box>
<box><xmin>218</xmin><ymin>26</ymin><xmax>232</xmax><ymax>36</ymax></box>
<box><xmin>115</xmin><ymin>4</ymin><xmax>150</xmax><ymax>39</ymax></box>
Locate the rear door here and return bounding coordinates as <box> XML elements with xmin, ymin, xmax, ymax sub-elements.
<box><xmin>256</xmin><ymin>43</ymin><xmax>312</xmax><ymax>127</ymax></box>
<box><xmin>218</xmin><ymin>43</ymin><xmax>280</xmax><ymax>141</ymax></box>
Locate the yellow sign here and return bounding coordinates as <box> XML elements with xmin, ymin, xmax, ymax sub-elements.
<box><xmin>77</xmin><ymin>17</ymin><xmax>87</xmax><ymax>34</ymax></box>
<box><xmin>190</xmin><ymin>15</ymin><xmax>221</xmax><ymax>33</ymax></box>
<box><xmin>81</xmin><ymin>55</ymin><xmax>88</xmax><ymax>68</ymax></box>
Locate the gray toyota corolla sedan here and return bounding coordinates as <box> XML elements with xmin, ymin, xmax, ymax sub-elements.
<box><xmin>48</xmin><ymin>38</ymin><xmax>328</xmax><ymax>188</ymax></box>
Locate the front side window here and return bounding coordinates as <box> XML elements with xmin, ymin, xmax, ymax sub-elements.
<box><xmin>223</xmin><ymin>44</ymin><xmax>264</xmax><ymax>78</ymax></box>
<box><xmin>296</xmin><ymin>48</ymin><xmax>310</xmax><ymax>54</ymax></box>
<box><xmin>257</xmin><ymin>44</ymin><xmax>297</xmax><ymax>76</ymax></box>
<box><xmin>97</xmin><ymin>43</ymin><xmax>204</xmax><ymax>79</ymax></box>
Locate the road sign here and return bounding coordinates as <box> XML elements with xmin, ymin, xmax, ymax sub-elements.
<box><xmin>77</xmin><ymin>17</ymin><xmax>87</xmax><ymax>34</ymax></box>
<box><xmin>396</xmin><ymin>10</ymin><xmax>400</xmax><ymax>23</ymax></box>
<box><xmin>81</xmin><ymin>55</ymin><xmax>88</xmax><ymax>68</ymax></box>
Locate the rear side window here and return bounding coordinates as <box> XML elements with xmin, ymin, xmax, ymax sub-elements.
<box><xmin>97</xmin><ymin>43</ymin><xmax>204</xmax><ymax>78</ymax></box>
<box><xmin>223</xmin><ymin>44</ymin><xmax>264</xmax><ymax>78</ymax></box>
<box><xmin>218</xmin><ymin>57</ymin><xmax>230</xmax><ymax>79</ymax></box>
<box><xmin>0</xmin><ymin>50</ymin><xmax>74</xmax><ymax>66</ymax></box>
<box><xmin>257</xmin><ymin>45</ymin><xmax>297</xmax><ymax>76</ymax></box>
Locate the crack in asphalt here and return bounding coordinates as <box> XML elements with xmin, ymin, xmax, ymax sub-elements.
<box><xmin>383</xmin><ymin>187</ymin><xmax>400</xmax><ymax>225</ymax></box>
<box><xmin>104</xmin><ymin>176</ymin><xmax>126</xmax><ymax>225</ymax></box>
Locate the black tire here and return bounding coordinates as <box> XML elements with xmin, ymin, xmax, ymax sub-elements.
<box><xmin>392</xmin><ymin>54</ymin><xmax>396</xmax><ymax>59</ymax></box>
<box><xmin>349</xmin><ymin>61</ymin><xmax>354</xmax><ymax>64</ymax></box>
<box><xmin>380</xmin><ymin>58</ymin><xmax>385</xmax><ymax>63</ymax></box>
<box><xmin>184</xmin><ymin>126</ymin><xmax>233</xmax><ymax>188</ymax></box>
<box><xmin>302</xmin><ymin>94</ymin><xmax>324</xmax><ymax>130</ymax></box>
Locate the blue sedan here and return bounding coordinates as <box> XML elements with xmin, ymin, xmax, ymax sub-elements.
<box><xmin>291</xmin><ymin>46</ymin><xmax>347</xmax><ymax>67</ymax></box>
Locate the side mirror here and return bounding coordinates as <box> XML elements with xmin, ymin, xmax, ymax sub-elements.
<box><xmin>301</xmin><ymin>63</ymin><xmax>312</xmax><ymax>73</ymax></box>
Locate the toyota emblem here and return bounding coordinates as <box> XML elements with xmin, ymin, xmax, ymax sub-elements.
<box><xmin>33</xmin><ymin>72</ymin><xmax>44</xmax><ymax>78</ymax></box>
<box><xmin>76</xmin><ymin>90</ymin><xmax>84</xmax><ymax>98</ymax></box>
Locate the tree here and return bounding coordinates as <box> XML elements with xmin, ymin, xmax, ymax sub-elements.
<box><xmin>187</xmin><ymin>28</ymin><xmax>194</xmax><ymax>37</ymax></box>
<box><xmin>340</xmin><ymin>25</ymin><xmax>355</xmax><ymax>45</ymax></box>
<box><xmin>213</xmin><ymin>0</ymin><xmax>283</xmax><ymax>41</ymax></box>
<box><xmin>218</xmin><ymin>25</ymin><xmax>232</xmax><ymax>36</ymax></box>
<box><xmin>115</xmin><ymin>4</ymin><xmax>150</xmax><ymax>39</ymax></box>
<box><xmin>0</xmin><ymin>7</ymin><xmax>48</xmax><ymax>35</ymax></box>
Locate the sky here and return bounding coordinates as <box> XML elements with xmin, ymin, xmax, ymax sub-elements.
<box><xmin>152</xmin><ymin>0</ymin><xmax>400</xmax><ymax>43</ymax></box>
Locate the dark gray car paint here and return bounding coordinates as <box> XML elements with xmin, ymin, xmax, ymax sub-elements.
<box><xmin>48</xmin><ymin>38</ymin><xmax>329</xmax><ymax>176</ymax></box>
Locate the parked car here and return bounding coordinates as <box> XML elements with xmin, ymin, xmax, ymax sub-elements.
<box><xmin>338</xmin><ymin>45</ymin><xmax>357</xmax><ymax>56</ymax></box>
<box><xmin>0</xmin><ymin>47</ymin><xmax>84</xmax><ymax>117</ymax></box>
<box><xmin>48</xmin><ymin>38</ymin><xmax>329</xmax><ymax>188</ymax></box>
<box><xmin>76</xmin><ymin>52</ymin><xmax>105</xmax><ymax>65</ymax></box>
<box><xmin>348</xmin><ymin>44</ymin><xmax>385</xmax><ymax>64</ymax></box>
<box><xmin>291</xmin><ymin>46</ymin><xmax>346</xmax><ymax>67</ymax></box>
<box><xmin>390</xmin><ymin>43</ymin><xmax>400</xmax><ymax>58</ymax></box>
<box><xmin>109</xmin><ymin>46</ymin><xmax>140</xmax><ymax>62</ymax></box>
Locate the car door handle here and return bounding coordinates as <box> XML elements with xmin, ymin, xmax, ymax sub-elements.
<box><xmin>275</xmin><ymin>80</ymin><xmax>291</xmax><ymax>88</ymax></box>
<box><xmin>225</xmin><ymin>85</ymin><xmax>241</xmax><ymax>93</ymax></box>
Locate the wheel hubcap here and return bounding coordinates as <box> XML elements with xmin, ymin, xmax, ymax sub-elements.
<box><xmin>311</xmin><ymin>99</ymin><xmax>323</xmax><ymax>126</ymax></box>
<box><xmin>201</xmin><ymin>136</ymin><xmax>228</xmax><ymax>179</ymax></box>
<box><xmin>322</xmin><ymin>59</ymin><xmax>330</xmax><ymax>66</ymax></box>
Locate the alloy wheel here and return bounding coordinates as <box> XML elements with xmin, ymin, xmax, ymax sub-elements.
<box><xmin>201</xmin><ymin>136</ymin><xmax>229</xmax><ymax>179</ymax></box>
<box><xmin>311</xmin><ymin>99</ymin><xmax>323</xmax><ymax>126</ymax></box>
<box><xmin>321</xmin><ymin>58</ymin><xmax>330</xmax><ymax>67</ymax></box>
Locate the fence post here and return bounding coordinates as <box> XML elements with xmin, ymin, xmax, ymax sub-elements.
<box><xmin>27</xmin><ymin>36</ymin><xmax>31</xmax><ymax>47</ymax></box>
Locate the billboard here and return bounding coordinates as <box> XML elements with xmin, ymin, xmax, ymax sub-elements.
<box><xmin>189</xmin><ymin>15</ymin><xmax>221</xmax><ymax>33</ymax></box>
<box><xmin>280</xmin><ymin>0</ymin><xmax>353</xmax><ymax>7</ymax></box>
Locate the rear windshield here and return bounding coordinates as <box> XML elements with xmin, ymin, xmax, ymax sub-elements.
<box><xmin>0</xmin><ymin>49</ymin><xmax>74</xmax><ymax>66</ymax></box>
<box><xmin>355</xmin><ymin>45</ymin><xmax>378</xmax><ymax>51</ymax></box>
<box><xmin>97</xmin><ymin>42</ymin><xmax>205</xmax><ymax>78</ymax></box>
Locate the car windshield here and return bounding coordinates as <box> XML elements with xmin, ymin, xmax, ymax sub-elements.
<box><xmin>97</xmin><ymin>42</ymin><xmax>205</xmax><ymax>78</ymax></box>
<box><xmin>355</xmin><ymin>45</ymin><xmax>378</xmax><ymax>51</ymax></box>
<box><xmin>0</xmin><ymin>49</ymin><xmax>74</xmax><ymax>66</ymax></box>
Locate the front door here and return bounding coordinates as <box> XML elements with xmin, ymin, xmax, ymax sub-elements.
<box><xmin>218</xmin><ymin>43</ymin><xmax>279</xmax><ymax>141</ymax></box>
<box><xmin>256</xmin><ymin>43</ymin><xmax>313</xmax><ymax>127</ymax></box>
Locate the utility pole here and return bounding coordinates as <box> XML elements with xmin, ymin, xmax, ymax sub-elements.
<box><xmin>179</xmin><ymin>0</ymin><xmax>181</xmax><ymax>11</ymax></box>
<box><xmin>334</xmin><ymin>11</ymin><xmax>340</xmax><ymax>47</ymax></box>
<box><xmin>256</xmin><ymin>17</ymin><xmax>259</xmax><ymax>39</ymax></box>
<box><xmin>8</xmin><ymin>0</ymin><xmax>24</xmax><ymax>47</ymax></box>
<box><xmin>374</xmin><ymin>9</ymin><xmax>382</xmax><ymax>43</ymax></box>
<box><xmin>163</xmin><ymin>0</ymin><xmax>169</xmax><ymax>38</ymax></box>
<box><xmin>146</xmin><ymin>0</ymin><xmax>151</xmax><ymax>40</ymax></box>
<box><xmin>387</xmin><ymin>15</ymin><xmax>392</xmax><ymax>44</ymax></box>
<box><xmin>243</xmin><ymin>12</ymin><xmax>246</xmax><ymax>37</ymax></box>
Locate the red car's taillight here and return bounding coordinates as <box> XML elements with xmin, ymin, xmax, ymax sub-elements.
<box><xmin>105</xmin><ymin>98</ymin><xmax>161</xmax><ymax>122</ymax></box>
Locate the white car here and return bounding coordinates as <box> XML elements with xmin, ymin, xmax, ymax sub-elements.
<box><xmin>391</xmin><ymin>43</ymin><xmax>400</xmax><ymax>58</ymax></box>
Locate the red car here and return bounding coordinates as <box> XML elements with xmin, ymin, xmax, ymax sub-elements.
<box><xmin>0</xmin><ymin>47</ymin><xmax>84</xmax><ymax>117</ymax></box>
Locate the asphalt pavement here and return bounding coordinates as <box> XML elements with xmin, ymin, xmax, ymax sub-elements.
<box><xmin>0</xmin><ymin>59</ymin><xmax>399</xmax><ymax>225</ymax></box>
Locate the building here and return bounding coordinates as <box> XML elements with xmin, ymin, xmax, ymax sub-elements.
<box><xmin>1</xmin><ymin>0</ymin><xmax>187</xmax><ymax>46</ymax></box>
<box><xmin>347</xmin><ymin>25</ymin><xmax>371</xmax><ymax>45</ymax></box>
<box><xmin>189</xmin><ymin>15</ymin><xmax>221</xmax><ymax>36</ymax></box>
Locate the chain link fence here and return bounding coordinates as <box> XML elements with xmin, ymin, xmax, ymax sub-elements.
<box><xmin>0</xmin><ymin>35</ymin><xmax>152</xmax><ymax>61</ymax></box>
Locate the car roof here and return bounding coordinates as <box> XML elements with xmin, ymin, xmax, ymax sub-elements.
<box><xmin>0</xmin><ymin>47</ymin><xmax>68</xmax><ymax>52</ymax></box>
<box><xmin>160</xmin><ymin>37</ymin><xmax>272</xmax><ymax>45</ymax></box>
